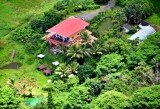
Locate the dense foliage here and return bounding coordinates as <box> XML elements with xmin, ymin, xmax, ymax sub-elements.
<box><xmin>132</xmin><ymin>85</ymin><xmax>160</xmax><ymax>109</ymax></box>
<box><xmin>2</xmin><ymin>0</ymin><xmax>160</xmax><ymax>109</ymax></box>
<box><xmin>0</xmin><ymin>87</ymin><xmax>20</xmax><ymax>109</ymax></box>
<box><xmin>91</xmin><ymin>90</ymin><xmax>131</xmax><ymax>109</ymax></box>
<box><xmin>95</xmin><ymin>53</ymin><xmax>124</xmax><ymax>76</ymax></box>
<box><xmin>115</xmin><ymin>0</ymin><xmax>153</xmax><ymax>24</ymax></box>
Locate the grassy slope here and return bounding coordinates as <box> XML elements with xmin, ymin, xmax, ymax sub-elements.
<box><xmin>148</xmin><ymin>14</ymin><xmax>160</xmax><ymax>26</ymax></box>
<box><xmin>0</xmin><ymin>0</ymin><xmax>159</xmax><ymax>105</ymax></box>
<box><xmin>0</xmin><ymin>0</ymin><xmax>56</xmax><ymax>38</ymax></box>
<box><xmin>146</xmin><ymin>0</ymin><xmax>160</xmax><ymax>27</ymax></box>
<box><xmin>0</xmin><ymin>0</ymin><xmax>58</xmax><ymax>98</ymax></box>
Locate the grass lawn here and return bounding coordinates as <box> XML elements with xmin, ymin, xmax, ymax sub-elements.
<box><xmin>147</xmin><ymin>14</ymin><xmax>160</xmax><ymax>26</ymax></box>
<box><xmin>0</xmin><ymin>0</ymin><xmax>57</xmax><ymax>38</ymax></box>
<box><xmin>0</xmin><ymin>0</ymin><xmax>58</xmax><ymax>97</ymax></box>
<box><xmin>0</xmin><ymin>38</ymin><xmax>63</xmax><ymax>98</ymax></box>
<box><xmin>0</xmin><ymin>65</ymin><xmax>49</xmax><ymax>96</ymax></box>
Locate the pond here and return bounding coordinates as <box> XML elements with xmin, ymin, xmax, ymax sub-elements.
<box><xmin>23</xmin><ymin>98</ymin><xmax>47</xmax><ymax>107</ymax></box>
<box><xmin>98</xmin><ymin>17</ymin><xmax>113</xmax><ymax>33</ymax></box>
<box><xmin>0</xmin><ymin>62</ymin><xmax>22</xmax><ymax>70</ymax></box>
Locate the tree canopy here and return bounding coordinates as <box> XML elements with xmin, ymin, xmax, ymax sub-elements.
<box><xmin>0</xmin><ymin>87</ymin><xmax>20</xmax><ymax>109</ymax></box>
<box><xmin>95</xmin><ymin>53</ymin><xmax>124</xmax><ymax>76</ymax></box>
<box><xmin>91</xmin><ymin>90</ymin><xmax>131</xmax><ymax>109</ymax></box>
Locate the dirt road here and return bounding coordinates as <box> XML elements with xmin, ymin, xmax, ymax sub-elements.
<box><xmin>76</xmin><ymin>0</ymin><xmax>115</xmax><ymax>20</ymax></box>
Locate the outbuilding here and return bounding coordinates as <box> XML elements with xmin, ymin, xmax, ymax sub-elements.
<box><xmin>37</xmin><ymin>64</ymin><xmax>46</xmax><ymax>70</ymax></box>
<box><xmin>139</xmin><ymin>21</ymin><xmax>149</xmax><ymax>29</ymax></box>
<box><xmin>128</xmin><ymin>26</ymin><xmax>156</xmax><ymax>40</ymax></box>
<box><xmin>43</xmin><ymin>69</ymin><xmax>52</xmax><ymax>76</ymax></box>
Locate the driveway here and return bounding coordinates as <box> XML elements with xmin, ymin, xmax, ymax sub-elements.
<box><xmin>76</xmin><ymin>0</ymin><xmax>115</xmax><ymax>20</ymax></box>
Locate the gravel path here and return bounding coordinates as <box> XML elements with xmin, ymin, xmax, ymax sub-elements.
<box><xmin>76</xmin><ymin>0</ymin><xmax>115</xmax><ymax>20</ymax></box>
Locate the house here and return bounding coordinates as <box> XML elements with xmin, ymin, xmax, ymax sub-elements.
<box><xmin>139</xmin><ymin>21</ymin><xmax>149</xmax><ymax>29</ymax></box>
<box><xmin>123</xmin><ymin>24</ymin><xmax>131</xmax><ymax>33</ymax></box>
<box><xmin>128</xmin><ymin>26</ymin><xmax>156</xmax><ymax>40</ymax></box>
<box><xmin>46</xmin><ymin>17</ymin><xmax>89</xmax><ymax>47</ymax></box>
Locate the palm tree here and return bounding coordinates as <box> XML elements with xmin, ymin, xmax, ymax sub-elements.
<box><xmin>55</xmin><ymin>63</ymin><xmax>71</xmax><ymax>78</ymax></box>
<box><xmin>66</xmin><ymin>45</ymin><xmax>83</xmax><ymax>60</ymax></box>
<box><xmin>68</xmin><ymin>62</ymin><xmax>79</xmax><ymax>74</ymax></box>
<box><xmin>90</xmin><ymin>43</ymin><xmax>107</xmax><ymax>56</ymax></box>
<box><xmin>80</xmin><ymin>32</ymin><xmax>90</xmax><ymax>44</ymax></box>
<box><xmin>66</xmin><ymin>45</ymin><xmax>92</xmax><ymax>64</ymax></box>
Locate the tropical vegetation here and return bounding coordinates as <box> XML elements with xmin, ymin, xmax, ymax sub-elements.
<box><xmin>0</xmin><ymin>0</ymin><xmax>160</xmax><ymax>109</ymax></box>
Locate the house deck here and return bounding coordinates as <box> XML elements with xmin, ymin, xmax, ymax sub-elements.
<box><xmin>48</xmin><ymin>37</ymin><xmax>81</xmax><ymax>47</ymax></box>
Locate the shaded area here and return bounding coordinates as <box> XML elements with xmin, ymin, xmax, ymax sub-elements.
<box><xmin>24</xmin><ymin>98</ymin><xmax>47</xmax><ymax>107</ymax></box>
<box><xmin>0</xmin><ymin>62</ymin><xmax>22</xmax><ymax>70</ymax></box>
<box><xmin>76</xmin><ymin>0</ymin><xmax>115</xmax><ymax>20</ymax></box>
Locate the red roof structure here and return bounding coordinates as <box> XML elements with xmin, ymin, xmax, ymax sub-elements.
<box><xmin>37</xmin><ymin>64</ymin><xmax>46</xmax><ymax>70</ymax></box>
<box><xmin>43</xmin><ymin>69</ymin><xmax>52</xmax><ymax>76</ymax></box>
<box><xmin>46</xmin><ymin>17</ymin><xmax>89</xmax><ymax>38</ymax></box>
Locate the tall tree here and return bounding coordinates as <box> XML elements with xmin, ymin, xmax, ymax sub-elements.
<box><xmin>124</xmin><ymin>0</ymin><xmax>153</xmax><ymax>24</ymax></box>
<box><xmin>64</xmin><ymin>86</ymin><xmax>90</xmax><ymax>109</ymax></box>
<box><xmin>67</xmin><ymin>62</ymin><xmax>79</xmax><ymax>74</ymax></box>
<box><xmin>48</xmin><ymin>89</ymin><xmax>54</xmax><ymax>109</ymax></box>
<box><xmin>66</xmin><ymin>45</ymin><xmax>92</xmax><ymax>64</ymax></box>
<box><xmin>114</xmin><ymin>9</ymin><xmax>127</xmax><ymax>25</ymax></box>
<box><xmin>55</xmin><ymin>63</ymin><xmax>71</xmax><ymax>78</ymax></box>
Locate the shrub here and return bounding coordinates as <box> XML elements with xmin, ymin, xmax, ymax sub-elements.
<box><xmin>90</xmin><ymin>90</ymin><xmax>132</xmax><ymax>109</ymax></box>
<box><xmin>84</xmin><ymin>78</ymin><xmax>103</xmax><ymax>96</ymax></box>
<box><xmin>95</xmin><ymin>53</ymin><xmax>125</xmax><ymax>76</ymax></box>
<box><xmin>132</xmin><ymin>85</ymin><xmax>160</xmax><ymax>109</ymax></box>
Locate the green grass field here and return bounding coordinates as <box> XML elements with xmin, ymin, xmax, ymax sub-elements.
<box><xmin>147</xmin><ymin>14</ymin><xmax>160</xmax><ymax>26</ymax></box>
<box><xmin>0</xmin><ymin>0</ymin><xmax>56</xmax><ymax>38</ymax></box>
<box><xmin>0</xmin><ymin>0</ymin><xmax>58</xmax><ymax>102</ymax></box>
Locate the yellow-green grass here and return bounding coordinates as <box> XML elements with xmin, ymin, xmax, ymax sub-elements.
<box><xmin>0</xmin><ymin>38</ymin><xmax>55</xmax><ymax>97</ymax></box>
<box><xmin>0</xmin><ymin>37</ymin><xmax>63</xmax><ymax>97</ymax></box>
<box><xmin>147</xmin><ymin>14</ymin><xmax>160</xmax><ymax>26</ymax></box>
<box><xmin>0</xmin><ymin>64</ymin><xmax>49</xmax><ymax>97</ymax></box>
<box><xmin>0</xmin><ymin>0</ymin><xmax>57</xmax><ymax>38</ymax></box>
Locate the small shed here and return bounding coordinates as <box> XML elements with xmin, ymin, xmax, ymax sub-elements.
<box><xmin>37</xmin><ymin>65</ymin><xmax>46</xmax><ymax>70</ymax></box>
<box><xmin>128</xmin><ymin>26</ymin><xmax>156</xmax><ymax>40</ymax></box>
<box><xmin>123</xmin><ymin>24</ymin><xmax>131</xmax><ymax>33</ymax></box>
<box><xmin>43</xmin><ymin>69</ymin><xmax>52</xmax><ymax>76</ymax></box>
<box><xmin>52</xmin><ymin>61</ymin><xmax>59</xmax><ymax>66</ymax></box>
<box><xmin>139</xmin><ymin>21</ymin><xmax>149</xmax><ymax>29</ymax></box>
<box><xmin>37</xmin><ymin>54</ymin><xmax>45</xmax><ymax>59</ymax></box>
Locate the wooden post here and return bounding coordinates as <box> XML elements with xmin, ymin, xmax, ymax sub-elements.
<box><xmin>10</xmin><ymin>50</ymin><xmax>15</xmax><ymax>62</ymax></box>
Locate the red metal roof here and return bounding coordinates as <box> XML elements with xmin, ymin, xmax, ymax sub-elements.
<box><xmin>46</xmin><ymin>17</ymin><xmax>89</xmax><ymax>38</ymax></box>
<box><xmin>37</xmin><ymin>64</ymin><xmax>46</xmax><ymax>70</ymax></box>
<box><xmin>44</xmin><ymin>69</ymin><xmax>52</xmax><ymax>75</ymax></box>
